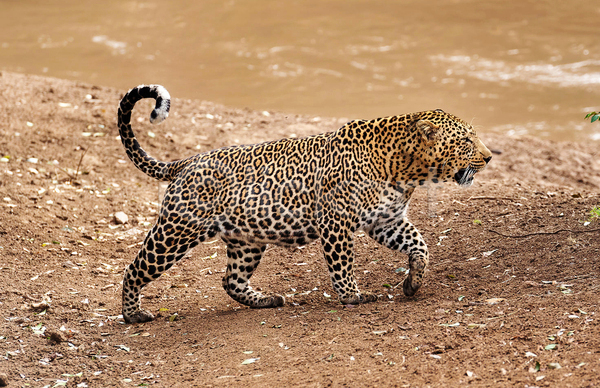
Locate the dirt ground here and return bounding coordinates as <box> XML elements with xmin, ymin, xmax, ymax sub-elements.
<box><xmin>1</xmin><ymin>71</ymin><xmax>599</xmax><ymax>388</ymax></box>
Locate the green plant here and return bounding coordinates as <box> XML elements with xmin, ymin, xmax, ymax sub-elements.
<box><xmin>585</xmin><ymin>111</ymin><xmax>600</xmax><ymax>123</ymax></box>
<box><xmin>588</xmin><ymin>206</ymin><xmax>600</xmax><ymax>222</ymax></box>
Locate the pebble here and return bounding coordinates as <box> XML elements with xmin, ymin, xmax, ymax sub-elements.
<box><xmin>0</xmin><ymin>372</ymin><xmax>8</xmax><ymax>387</ymax></box>
<box><xmin>48</xmin><ymin>331</ymin><xmax>65</xmax><ymax>344</ymax></box>
<box><xmin>114</xmin><ymin>212</ymin><xmax>129</xmax><ymax>224</ymax></box>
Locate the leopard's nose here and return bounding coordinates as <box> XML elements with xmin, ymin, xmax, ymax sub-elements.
<box><xmin>483</xmin><ymin>156</ymin><xmax>492</xmax><ymax>164</ymax></box>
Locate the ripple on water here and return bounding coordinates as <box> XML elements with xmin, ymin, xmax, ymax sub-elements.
<box><xmin>430</xmin><ymin>55</ymin><xmax>600</xmax><ymax>88</ymax></box>
<box><xmin>491</xmin><ymin>121</ymin><xmax>594</xmax><ymax>142</ymax></box>
<box><xmin>91</xmin><ymin>35</ymin><xmax>127</xmax><ymax>55</ymax></box>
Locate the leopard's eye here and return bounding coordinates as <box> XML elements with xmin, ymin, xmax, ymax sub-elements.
<box><xmin>463</xmin><ymin>137</ymin><xmax>473</xmax><ymax>144</ymax></box>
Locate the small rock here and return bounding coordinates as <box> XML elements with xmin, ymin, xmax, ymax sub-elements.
<box><xmin>30</xmin><ymin>301</ymin><xmax>50</xmax><ymax>311</ymax></box>
<box><xmin>0</xmin><ymin>372</ymin><xmax>8</xmax><ymax>387</ymax></box>
<box><xmin>114</xmin><ymin>212</ymin><xmax>129</xmax><ymax>224</ymax></box>
<box><xmin>548</xmin><ymin>362</ymin><xmax>561</xmax><ymax>370</ymax></box>
<box><xmin>48</xmin><ymin>331</ymin><xmax>65</xmax><ymax>344</ymax></box>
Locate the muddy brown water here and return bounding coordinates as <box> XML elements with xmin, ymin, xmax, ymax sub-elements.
<box><xmin>1</xmin><ymin>0</ymin><xmax>600</xmax><ymax>142</ymax></box>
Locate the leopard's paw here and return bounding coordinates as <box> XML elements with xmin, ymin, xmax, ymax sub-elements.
<box><xmin>267</xmin><ymin>294</ymin><xmax>286</xmax><ymax>308</ymax></box>
<box><xmin>402</xmin><ymin>276</ymin><xmax>421</xmax><ymax>297</ymax></box>
<box><xmin>340</xmin><ymin>292</ymin><xmax>378</xmax><ymax>305</ymax></box>
<box><xmin>250</xmin><ymin>294</ymin><xmax>285</xmax><ymax>309</ymax></box>
<box><xmin>358</xmin><ymin>292</ymin><xmax>378</xmax><ymax>304</ymax></box>
<box><xmin>123</xmin><ymin>309</ymin><xmax>155</xmax><ymax>324</ymax></box>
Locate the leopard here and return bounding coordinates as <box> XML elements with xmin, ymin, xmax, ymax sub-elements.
<box><xmin>117</xmin><ymin>84</ymin><xmax>492</xmax><ymax>324</ymax></box>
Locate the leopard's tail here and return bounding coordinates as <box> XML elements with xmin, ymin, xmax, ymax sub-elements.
<box><xmin>117</xmin><ymin>84</ymin><xmax>187</xmax><ymax>181</ymax></box>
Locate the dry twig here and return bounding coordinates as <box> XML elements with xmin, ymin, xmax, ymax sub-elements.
<box><xmin>53</xmin><ymin>147</ymin><xmax>88</xmax><ymax>183</ymax></box>
<box><xmin>468</xmin><ymin>196</ymin><xmax>527</xmax><ymax>202</ymax></box>
<box><xmin>488</xmin><ymin>228</ymin><xmax>600</xmax><ymax>239</ymax></box>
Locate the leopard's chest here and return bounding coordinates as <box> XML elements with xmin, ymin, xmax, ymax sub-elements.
<box><xmin>357</xmin><ymin>184</ymin><xmax>413</xmax><ymax>232</ymax></box>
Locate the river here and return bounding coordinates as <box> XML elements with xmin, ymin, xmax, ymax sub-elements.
<box><xmin>1</xmin><ymin>0</ymin><xmax>600</xmax><ymax>142</ymax></box>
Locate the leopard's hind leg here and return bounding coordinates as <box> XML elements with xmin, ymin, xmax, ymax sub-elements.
<box><xmin>122</xmin><ymin>216</ymin><xmax>206</xmax><ymax>323</ymax></box>
<box><xmin>122</xmin><ymin>168</ymin><xmax>216</xmax><ymax>323</ymax></box>
<box><xmin>221</xmin><ymin>240</ymin><xmax>285</xmax><ymax>308</ymax></box>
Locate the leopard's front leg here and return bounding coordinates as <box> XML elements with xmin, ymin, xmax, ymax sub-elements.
<box><xmin>320</xmin><ymin>224</ymin><xmax>378</xmax><ymax>305</ymax></box>
<box><xmin>369</xmin><ymin>218</ymin><xmax>429</xmax><ymax>296</ymax></box>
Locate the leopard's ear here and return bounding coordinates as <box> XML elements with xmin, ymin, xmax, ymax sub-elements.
<box><xmin>416</xmin><ymin>120</ymin><xmax>439</xmax><ymax>146</ymax></box>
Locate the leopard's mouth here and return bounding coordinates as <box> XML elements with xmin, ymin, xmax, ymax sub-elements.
<box><xmin>454</xmin><ymin>166</ymin><xmax>476</xmax><ymax>187</ymax></box>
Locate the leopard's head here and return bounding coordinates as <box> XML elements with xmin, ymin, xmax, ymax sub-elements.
<box><xmin>412</xmin><ymin>109</ymin><xmax>492</xmax><ymax>187</ymax></box>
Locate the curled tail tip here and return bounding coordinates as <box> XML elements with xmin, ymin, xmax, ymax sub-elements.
<box><xmin>149</xmin><ymin>84</ymin><xmax>170</xmax><ymax>124</ymax></box>
<box><xmin>150</xmin><ymin>107</ymin><xmax>169</xmax><ymax>124</ymax></box>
